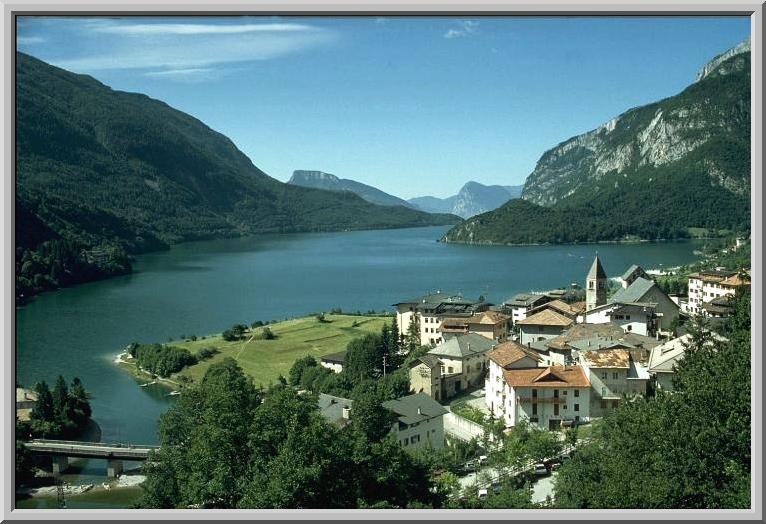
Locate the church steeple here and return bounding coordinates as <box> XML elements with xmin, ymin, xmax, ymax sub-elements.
<box><xmin>586</xmin><ymin>254</ymin><xmax>607</xmax><ymax>311</ymax></box>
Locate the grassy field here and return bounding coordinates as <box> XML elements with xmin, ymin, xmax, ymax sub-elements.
<box><xmin>169</xmin><ymin>314</ymin><xmax>390</xmax><ymax>387</ymax></box>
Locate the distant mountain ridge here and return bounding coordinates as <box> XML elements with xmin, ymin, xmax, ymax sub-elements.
<box><xmin>15</xmin><ymin>52</ymin><xmax>459</xmax><ymax>300</ymax></box>
<box><xmin>408</xmin><ymin>182</ymin><xmax>523</xmax><ymax>219</ymax></box>
<box><xmin>443</xmin><ymin>41</ymin><xmax>750</xmax><ymax>245</ymax></box>
<box><xmin>288</xmin><ymin>170</ymin><xmax>415</xmax><ymax>208</ymax></box>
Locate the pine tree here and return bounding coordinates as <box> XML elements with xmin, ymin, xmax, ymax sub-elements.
<box><xmin>31</xmin><ymin>381</ymin><xmax>54</xmax><ymax>422</ymax></box>
<box><xmin>406</xmin><ymin>315</ymin><xmax>421</xmax><ymax>353</ymax></box>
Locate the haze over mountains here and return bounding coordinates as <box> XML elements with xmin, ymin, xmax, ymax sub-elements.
<box><xmin>287</xmin><ymin>170</ymin><xmax>415</xmax><ymax>209</ymax></box>
<box><xmin>408</xmin><ymin>182</ymin><xmax>524</xmax><ymax>219</ymax></box>
<box><xmin>443</xmin><ymin>39</ymin><xmax>751</xmax><ymax>245</ymax></box>
<box><xmin>288</xmin><ymin>171</ymin><xmax>523</xmax><ymax>219</ymax></box>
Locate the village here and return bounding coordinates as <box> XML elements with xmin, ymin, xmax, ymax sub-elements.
<box><xmin>306</xmin><ymin>249</ymin><xmax>750</xmax><ymax>495</ymax></box>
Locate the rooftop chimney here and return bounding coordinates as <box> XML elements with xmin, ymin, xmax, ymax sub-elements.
<box><xmin>417</xmin><ymin>407</ymin><xmax>422</xmax><ymax>415</ymax></box>
<box><xmin>342</xmin><ymin>406</ymin><xmax>351</xmax><ymax>419</ymax></box>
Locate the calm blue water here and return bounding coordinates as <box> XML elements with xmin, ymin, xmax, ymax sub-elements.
<box><xmin>16</xmin><ymin>225</ymin><xmax>702</xmax><ymax>448</ymax></box>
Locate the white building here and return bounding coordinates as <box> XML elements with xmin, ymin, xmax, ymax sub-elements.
<box><xmin>687</xmin><ymin>270</ymin><xmax>749</xmax><ymax>316</ymax></box>
<box><xmin>577</xmin><ymin>348</ymin><xmax>649</xmax><ymax>417</ymax></box>
<box><xmin>579</xmin><ymin>302</ymin><xmax>658</xmax><ymax>337</ymax></box>
<box><xmin>486</xmin><ymin>363</ymin><xmax>591</xmax><ymax>430</ymax></box>
<box><xmin>393</xmin><ymin>292</ymin><xmax>490</xmax><ymax>347</ymax></box>
<box><xmin>319</xmin><ymin>351</ymin><xmax>346</xmax><ymax>373</ymax></box>
<box><xmin>383</xmin><ymin>393</ymin><xmax>448</xmax><ymax>451</ymax></box>
<box><xmin>609</xmin><ymin>277</ymin><xmax>679</xmax><ymax>334</ymax></box>
<box><xmin>502</xmin><ymin>293</ymin><xmax>551</xmax><ymax>325</ymax></box>
<box><xmin>516</xmin><ymin>308</ymin><xmax>574</xmax><ymax>346</ymax></box>
<box><xmin>427</xmin><ymin>333</ymin><xmax>496</xmax><ymax>396</ymax></box>
<box><xmin>647</xmin><ymin>332</ymin><xmax>727</xmax><ymax>391</ymax></box>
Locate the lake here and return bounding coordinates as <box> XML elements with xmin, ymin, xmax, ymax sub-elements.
<box><xmin>16</xmin><ymin>225</ymin><xmax>701</xmax><ymax>483</ymax></box>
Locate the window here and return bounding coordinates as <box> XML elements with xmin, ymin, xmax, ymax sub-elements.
<box><xmin>574</xmin><ymin>390</ymin><xmax>580</xmax><ymax>398</ymax></box>
<box><xmin>563</xmin><ymin>390</ymin><xmax>568</xmax><ymax>396</ymax></box>
<box><xmin>600</xmin><ymin>400</ymin><xmax>607</xmax><ymax>409</ymax></box>
<box><xmin>613</xmin><ymin>372</ymin><xmax>619</xmax><ymax>380</ymax></box>
<box><xmin>574</xmin><ymin>403</ymin><xmax>580</xmax><ymax>412</ymax></box>
<box><xmin>601</xmin><ymin>372</ymin><xmax>607</xmax><ymax>380</ymax></box>
<box><xmin>532</xmin><ymin>389</ymin><xmax>537</xmax><ymax>398</ymax></box>
<box><xmin>601</xmin><ymin>387</ymin><xmax>607</xmax><ymax>396</ymax></box>
<box><xmin>563</xmin><ymin>405</ymin><xmax>567</xmax><ymax>410</ymax></box>
<box><xmin>626</xmin><ymin>315</ymin><xmax>631</xmax><ymax>320</ymax></box>
<box><xmin>532</xmin><ymin>403</ymin><xmax>538</xmax><ymax>415</ymax></box>
<box><xmin>402</xmin><ymin>440</ymin><xmax>408</xmax><ymax>446</ymax></box>
<box><xmin>612</xmin><ymin>400</ymin><xmax>618</xmax><ymax>409</ymax></box>
<box><xmin>448</xmin><ymin>367</ymin><xmax>454</xmax><ymax>374</ymax></box>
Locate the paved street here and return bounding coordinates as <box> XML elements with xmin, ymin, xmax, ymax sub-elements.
<box><xmin>531</xmin><ymin>472</ymin><xmax>557</xmax><ymax>504</ymax></box>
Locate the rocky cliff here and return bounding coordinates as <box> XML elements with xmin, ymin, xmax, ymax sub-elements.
<box><xmin>521</xmin><ymin>39</ymin><xmax>750</xmax><ymax>207</ymax></box>
<box><xmin>443</xmin><ymin>42</ymin><xmax>750</xmax><ymax>245</ymax></box>
<box><xmin>409</xmin><ymin>182</ymin><xmax>523</xmax><ymax>218</ymax></box>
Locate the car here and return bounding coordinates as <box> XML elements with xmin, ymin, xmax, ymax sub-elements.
<box><xmin>478</xmin><ymin>455</ymin><xmax>489</xmax><ymax>465</ymax></box>
<box><xmin>478</xmin><ymin>488</ymin><xmax>488</xmax><ymax>499</ymax></box>
<box><xmin>534</xmin><ymin>463</ymin><xmax>549</xmax><ymax>476</ymax></box>
<box><xmin>492</xmin><ymin>483</ymin><xmax>502</xmax><ymax>494</ymax></box>
<box><xmin>550</xmin><ymin>462</ymin><xmax>562</xmax><ymax>471</ymax></box>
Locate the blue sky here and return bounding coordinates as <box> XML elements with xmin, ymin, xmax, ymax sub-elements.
<box><xmin>17</xmin><ymin>16</ymin><xmax>749</xmax><ymax>199</ymax></box>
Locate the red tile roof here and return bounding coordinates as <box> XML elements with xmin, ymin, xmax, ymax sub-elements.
<box><xmin>503</xmin><ymin>365</ymin><xmax>590</xmax><ymax>388</ymax></box>
<box><xmin>488</xmin><ymin>340</ymin><xmax>542</xmax><ymax>368</ymax></box>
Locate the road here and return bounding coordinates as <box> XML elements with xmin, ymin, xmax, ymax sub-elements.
<box><xmin>531</xmin><ymin>472</ymin><xmax>557</xmax><ymax>504</ymax></box>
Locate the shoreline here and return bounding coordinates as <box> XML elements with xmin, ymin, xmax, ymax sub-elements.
<box><xmin>17</xmin><ymin>474</ymin><xmax>146</xmax><ymax>499</ymax></box>
<box><xmin>17</xmin><ymin>223</ymin><xmax>458</xmax><ymax>306</ymax></box>
<box><xmin>114</xmin><ymin>351</ymin><xmax>182</xmax><ymax>392</ymax></box>
<box><xmin>438</xmin><ymin>237</ymin><xmax>713</xmax><ymax>247</ymax></box>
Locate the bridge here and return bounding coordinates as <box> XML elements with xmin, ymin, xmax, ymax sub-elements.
<box><xmin>24</xmin><ymin>439</ymin><xmax>160</xmax><ymax>479</ymax></box>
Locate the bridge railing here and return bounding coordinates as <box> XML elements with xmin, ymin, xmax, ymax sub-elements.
<box><xmin>30</xmin><ymin>439</ymin><xmax>159</xmax><ymax>449</ymax></box>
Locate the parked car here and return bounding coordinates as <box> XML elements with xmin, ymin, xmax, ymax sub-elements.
<box><xmin>478</xmin><ymin>488</ymin><xmax>488</xmax><ymax>499</ymax></box>
<box><xmin>534</xmin><ymin>463</ymin><xmax>549</xmax><ymax>476</ymax></box>
<box><xmin>478</xmin><ymin>455</ymin><xmax>489</xmax><ymax>465</ymax></box>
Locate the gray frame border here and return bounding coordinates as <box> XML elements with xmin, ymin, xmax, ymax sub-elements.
<box><xmin>1</xmin><ymin>1</ymin><xmax>763</xmax><ymax>521</ymax></box>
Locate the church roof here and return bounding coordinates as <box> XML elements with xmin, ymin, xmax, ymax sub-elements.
<box><xmin>587</xmin><ymin>255</ymin><xmax>607</xmax><ymax>280</ymax></box>
<box><xmin>610</xmin><ymin>277</ymin><xmax>655</xmax><ymax>304</ymax></box>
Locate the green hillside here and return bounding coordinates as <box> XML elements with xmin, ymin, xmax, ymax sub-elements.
<box><xmin>443</xmin><ymin>51</ymin><xmax>750</xmax><ymax>245</ymax></box>
<box><xmin>15</xmin><ymin>52</ymin><xmax>459</xmax><ymax>300</ymax></box>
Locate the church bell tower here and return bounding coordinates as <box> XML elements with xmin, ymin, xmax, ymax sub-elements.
<box><xmin>586</xmin><ymin>254</ymin><xmax>607</xmax><ymax>311</ymax></box>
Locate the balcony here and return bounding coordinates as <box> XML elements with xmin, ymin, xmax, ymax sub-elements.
<box><xmin>517</xmin><ymin>396</ymin><xmax>566</xmax><ymax>404</ymax></box>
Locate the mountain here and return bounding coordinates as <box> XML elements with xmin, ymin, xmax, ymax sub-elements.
<box><xmin>15</xmin><ymin>52</ymin><xmax>459</xmax><ymax>300</ymax></box>
<box><xmin>408</xmin><ymin>182</ymin><xmax>523</xmax><ymax>219</ymax></box>
<box><xmin>443</xmin><ymin>41</ymin><xmax>750</xmax><ymax>245</ymax></box>
<box><xmin>288</xmin><ymin>170</ymin><xmax>415</xmax><ymax>208</ymax></box>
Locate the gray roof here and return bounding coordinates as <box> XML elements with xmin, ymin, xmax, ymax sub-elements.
<box><xmin>568</xmin><ymin>337</ymin><xmax>635</xmax><ymax>352</ymax></box>
<box><xmin>610</xmin><ymin>277</ymin><xmax>656</xmax><ymax>304</ymax></box>
<box><xmin>394</xmin><ymin>292</ymin><xmax>476</xmax><ymax>307</ymax></box>
<box><xmin>412</xmin><ymin>354</ymin><xmax>442</xmax><ymax>368</ymax></box>
<box><xmin>620</xmin><ymin>264</ymin><xmax>647</xmax><ymax>280</ymax></box>
<box><xmin>382</xmin><ymin>393</ymin><xmax>448</xmax><ymax>425</ymax></box>
<box><xmin>503</xmin><ymin>293</ymin><xmax>547</xmax><ymax>307</ymax></box>
<box><xmin>428</xmin><ymin>333</ymin><xmax>495</xmax><ymax>359</ymax></box>
<box><xmin>587</xmin><ymin>256</ymin><xmax>607</xmax><ymax>280</ymax></box>
<box><xmin>317</xmin><ymin>393</ymin><xmax>353</xmax><ymax>425</ymax></box>
<box><xmin>321</xmin><ymin>350</ymin><xmax>347</xmax><ymax>364</ymax></box>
